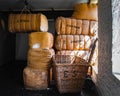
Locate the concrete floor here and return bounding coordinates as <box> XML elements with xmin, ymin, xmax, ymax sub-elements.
<box><xmin>0</xmin><ymin>61</ymin><xmax>99</xmax><ymax>96</ymax></box>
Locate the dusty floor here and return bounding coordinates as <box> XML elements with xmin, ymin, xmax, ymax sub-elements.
<box><xmin>0</xmin><ymin>61</ymin><xmax>99</xmax><ymax>96</ymax></box>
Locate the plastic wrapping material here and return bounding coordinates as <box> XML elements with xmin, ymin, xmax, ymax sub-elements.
<box><xmin>23</xmin><ymin>67</ymin><xmax>48</xmax><ymax>90</ymax></box>
<box><xmin>54</xmin><ymin>55</ymin><xmax>75</xmax><ymax>64</ymax></box>
<box><xmin>62</xmin><ymin>35</ymin><xmax>66</xmax><ymax>50</ymax></box>
<box><xmin>90</xmin><ymin>0</ymin><xmax>98</xmax><ymax>4</ymax></box>
<box><xmin>40</xmin><ymin>14</ymin><xmax>49</xmax><ymax>32</ymax></box>
<box><xmin>76</xmin><ymin>19</ymin><xmax>82</xmax><ymax>34</ymax></box>
<box><xmin>56</xmin><ymin>50</ymin><xmax>77</xmax><ymax>56</ymax></box>
<box><xmin>28</xmin><ymin>48</ymin><xmax>55</xmax><ymax>57</ymax></box>
<box><xmin>76</xmin><ymin>51</ymin><xmax>89</xmax><ymax>61</ymax></box>
<box><xmin>61</xmin><ymin>17</ymin><xmax>66</xmax><ymax>34</ymax></box>
<box><xmin>90</xmin><ymin>47</ymin><xmax>98</xmax><ymax>65</ymax></box>
<box><xmin>84</xmin><ymin>35</ymin><xmax>91</xmax><ymax>50</ymax></box>
<box><xmin>73</xmin><ymin>35</ymin><xmax>79</xmax><ymax>50</ymax></box>
<box><xmin>55</xmin><ymin>35</ymin><xmax>74</xmax><ymax>50</ymax></box>
<box><xmin>8</xmin><ymin>14</ymin><xmax>48</xmax><ymax>33</ymax></box>
<box><xmin>56</xmin><ymin>50</ymin><xmax>89</xmax><ymax>61</ymax></box>
<box><xmin>90</xmin><ymin>21</ymin><xmax>98</xmax><ymax>36</ymax></box>
<box><xmin>55</xmin><ymin>17</ymin><xmax>98</xmax><ymax>35</ymax></box>
<box><xmin>71</xmin><ymin>18</ymin><xmax>76</xmax><ymax>35</ymax></box>
<box><xmin>28</xmin><ymin>62</ymin><xmax>50</xmax><ymax>70</ymax></box>
<box><xmin>55</xmin><ymin>17</ymin><xmax>62</xmax><ymax>34</ymax></box>
<box><xmin>55</xmin><ymin>35</ymin><xmax>92</xmax><ymax>50</ymax></box>
<box><xmin>29</xmin><ymin>32</ymin><xmax>53</xmax><ymax>50</ymax></box>
<box><xmin>66</xmin><ymin>35</ymin><xmax>73</xmax><ymax>50</ymax></box>
<box><xmin>72</xmin><ymin>3</ymin><xmax>98</xmax><ymax>21</ymax></box>
<box><xmin>31</xmin><ymin>14</ymin><xmax>37</xmax><ymax>31</ymax></box>
<box><xmin>28</xmin><ymin>48</ymin><xmax>55</xmax><ymax>69</ymax></box>
<box><xmin>82</xmin><ymin>20</ymin><xmax>89</xmax><ymax>35</ymax></box>
<box><xmin>55</xmin><ymin>35</ymin><xmax>62</xmax><ymax>50</ymax></box>
<box><xmin>55</xmin><ymin>17</ymin><xmax>83</xmax><ymax>35</ymax></box>
<box><xmin>89</xmin><ymin>37</ymin><xmax>98</xmax><ymax>65</ymax></box>
<box><xmin>79</xmin><ymin>35</ymin><xmax>85</xmax><ymax>50</ymax></box>
<box><xmin>25</xmin><ymin>14</ymin><xmax>31</xmax><ymax>31</ymax></box>
<box><xmin>66</xmin><ymin>18</ymin><xmax>71</xmax><ymax>35</ymax></box>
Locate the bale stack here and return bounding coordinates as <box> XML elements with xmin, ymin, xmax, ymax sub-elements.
<box><xmin>8</xmin><ymin>13</ymin><xmax>54</xmax><ymax>90</ymax></box>
<box><xmin>23</xmin><ymin>32</ymin><xmax>54</xmax><ymax>90</ymax></box>
<box><xmin>53</xmin><ymin>16</ymin><xmax>98</xmax><ymax>93</ymax></box>
<box><xmin>53</xmin><ymin>1</ymin><xmax>98</xmax><ymax>93</ymax></box>
<box><xmin>55</xmin><ymin>17</ymin><xmax>98</xmax><ymax>62</ymax></box>
<box><xmin>72</xmin><ymin>1</ymin><xmax>98</xmax><ymax>65</ymax></box>
<box><xmin>13</xmin><ymin>13</ymin><xmax>56</xmax><ymax>90</ymax></box>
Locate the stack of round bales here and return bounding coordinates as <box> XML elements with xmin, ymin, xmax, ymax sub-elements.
<box><xmin>55</xmin><ymin>16</ymin><xmax>98</xmax><ymax>61</ymax></box>
<box><xmin>9</xmin><ymin>13</ymin><xmax>55</xmax><ymax>90</ymax></box>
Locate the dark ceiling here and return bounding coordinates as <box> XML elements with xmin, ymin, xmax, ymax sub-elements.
<box><xmin>0</xmin><ymin>0</ymin><xmax>89</xmax><ymax>11</ymax></box>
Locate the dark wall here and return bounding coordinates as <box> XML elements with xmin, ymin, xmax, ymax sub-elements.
<box><xmin>0</xmin><ymin>13</ymin><xmax>15</xmax><ymax>66</ymax></box>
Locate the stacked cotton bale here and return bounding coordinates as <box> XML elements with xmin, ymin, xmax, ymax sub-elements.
<box><xmin>53</xmin><ymin>9</ymin><xmax>98</xmax><ymax>93</ymax></box>
<box><xmin>72</xmin><ymin>2</ymin><xmax>98</xmax><ymax>65</ymax></box>
<box><xmin>21</xmin><ymin>14</ymin><xmax>55</xmax><ymax>90</ymax></box>
<box><xmin>71</xmin><ymin>2</ymin><xmax>98</xmax><ymax>76</ymax></box>
<box><xmin>8</xmin><ymin>13</ymin><xmax>48</xmax><ymax>33</ymax></box>
<box><xmin>8</xmin><ymin>13</ymin><xmax>54</xmax><ymax>90</ymax></box>
<box><xmin>55</xmin><ymin>17</ymin><xmax>98</xmax><ymax>62</ymax></box>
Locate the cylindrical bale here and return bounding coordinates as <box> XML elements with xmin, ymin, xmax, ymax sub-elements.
<box><xmin>8</xmin><ymin>14</ymin><xmax>48</xmax><ymax>32</ymax></box>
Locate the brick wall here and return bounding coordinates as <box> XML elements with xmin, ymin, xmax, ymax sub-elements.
<box><xmin>92</xmin><ymin>0</ymin><xmax>120</xmax><ymax>96</ymax></box>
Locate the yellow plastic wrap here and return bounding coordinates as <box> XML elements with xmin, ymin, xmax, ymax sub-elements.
<box><xmin>72</xmin><ymin>3</ymin><xmax>98</xmax><ymax>21</ymax></box>
<box><xmin>55</xmin><ymin>17</ymin><xmax>98</xmax><ymax>35</ymax></box>
<box><xmin>56</xmin><ymin>50</ymin><xmax>89</xmax><ymax>61</ymax></box>
<box><xmin>28</xmin><ymin>48</ymin><xmax>55</xmax><ymax>69</ymax></box>
<box><xmin>55</xmin><ymin>35</ymin><xmax>92</xmax><ymax>50</ymax></box>
<box><xmin>29</xmin><ymin>32</ymin><xmax>53</xmax><ymax>50</ymax></box>
<box><xmin>56</xmin><ymin>17</ymin><xmax>82</xmax><ymax>35</ymax></box>
<box><xmin>8</xmin><ymin>14</ymin><xmax>48</xmax><ymax>32</ymax></box>
<box><xmin>23</xmin><ymin>67</ymin><xmax>48</xmax><ymax>90</ymax></box>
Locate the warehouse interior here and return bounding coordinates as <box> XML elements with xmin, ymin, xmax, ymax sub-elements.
<box><xmin>0</xmin><ymin>0</ymin><xmax>120</xmax><ymax>96</ymax></box>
